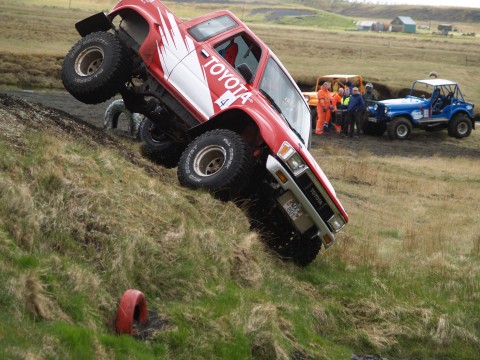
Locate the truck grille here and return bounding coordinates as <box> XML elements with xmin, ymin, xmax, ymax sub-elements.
<box><xmin>297</xmin><ymin>173</ymin><xmax>334</xmax><ymax>222</ymax></box>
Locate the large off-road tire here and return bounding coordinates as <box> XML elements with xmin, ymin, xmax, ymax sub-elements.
<box><xmin>177</xmin><ymin>129</ymin><xmax>253</xmax><ymax>196</ymax></box>
<box><xmin>139</xmin><ymin>118</ymin><xmax>182</xmax><ymax>169</ymax></box>
<box><xmin>273</xmin><ymin>231</ymin><xmax>322</xmax><ymax>267</ymax></box>
<box><xmin>246</xmin><ymin>191</ymin><xmax>321</xmax><ymax>267</ymax></box>
<box><xmin>254</xmin><ymin>207</ymin><xmax>321</xmax><ymax>267</ymax></box>
<box><xmin>448</xmin><ymin>114</ymin><xmax>472</xmax><ymax>138</ymax></box>
<box><xmin>139</xmin><ymin>118</ymin><xmax>172</xmax><ymax>152</ymax></box>
<box><xmin>387</xmin><ymin>117</ymin><xmax>412</xmax><ymax>140</ymax></box>
<box><xmin>104</xmin><ymin>99</ymin><xmax>142</xmax><ymax>138</ymax></box>
<box><xmin>62</xmin><ymin>32</ymin><xmax>132</xmax><ymax>104</ymax></box>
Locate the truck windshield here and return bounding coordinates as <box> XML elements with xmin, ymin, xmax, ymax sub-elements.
<box><xmin>259</xmin><ymin>57</ymin><xmax>311</xmax><ymax>145</ymax></box>
<box><xmin>189</xmin><ymin>15</ymin><xmax>238</xmax><ymax>42</ymax></box>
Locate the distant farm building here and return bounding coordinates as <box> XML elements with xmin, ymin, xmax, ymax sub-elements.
<box><xmin>356</xmin><ymin>21</ymin><xmax>374</xmax><ymax>31</ymax></box>
<box><xmin>438</xmin><ymin>24</ymin><xmax>453</xmax><ymax>32</ymax></box>
<box><xmin>390</xmin><ymin>16</ymin><xmax>416</xmax><ymax>33</ymax></box>
<box><xmin>373</xmin><ymin>22</ymin><xmax>388</xmax><ymax>32</ymax></box>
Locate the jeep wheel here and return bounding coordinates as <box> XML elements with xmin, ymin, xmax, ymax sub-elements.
<box><xmin>448</xmin><ymin>114</ymin><xmax>472</xmax><ymax>138</ymax></box>
<box><xmin>177</xmin><ymin>129</ymin><xmax>253</xmax><ymax>196</ymax></box>
<box><xmin>62</xmin><ymin>32</ymin><xmax>132</xmax><ymax>104</ymax></box>
<box><xmin>139</xmin><ymin>117</ymin><xmax>172</xmax><ymax>151</ymax></box>
<box><xmin>388</xmin><ymin>117</ymin><xmax>412</xmax><ymax>140</ymax></box>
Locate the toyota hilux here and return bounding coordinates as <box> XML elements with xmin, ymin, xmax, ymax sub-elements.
<box><xmin>61</xmin><ymin>0</ymin><xmax>349</xmax><ymax>265</ymax></box>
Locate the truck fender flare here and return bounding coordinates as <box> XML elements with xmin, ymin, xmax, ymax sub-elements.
<box><xmin>188</xmin><ymin>108</ymin><xmax>275</xmax><ymax>147</ymax></box>
<box><xmin>390</xmin><ymin>114</ymin><xmax>413</xmax><ymax>123</ymax></box>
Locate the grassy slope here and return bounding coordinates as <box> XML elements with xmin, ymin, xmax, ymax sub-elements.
<box><xmin>1</xmin><ymin>93</ymin><xmax>480</xmax><ymax>360</ymax></box>
<box><xmin>0</xmin><ymin>1</ymin><xmax>480</xmax><ymax>359</ymax></box>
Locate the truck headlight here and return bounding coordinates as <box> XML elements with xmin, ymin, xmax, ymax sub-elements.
<box><xmin>278</xmin><ymin>142</ymin><xmax>307</xmax><ymax>176</ymax></box>
<box><xmin>327</xmin><ymin>215</ymin><xmax>346</xmax><ymax>232</ymax></box>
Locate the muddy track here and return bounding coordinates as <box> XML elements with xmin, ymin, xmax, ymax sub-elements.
<box><xmin>3</xmin><ymin>90</ymin><xmax>480</xmax><ymax>159</ymax></box>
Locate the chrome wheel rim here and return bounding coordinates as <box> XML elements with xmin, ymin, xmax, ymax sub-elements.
<box><xmin>397</xmin><ymin>124</ymin><xmax>409</xmax><ymax>137</ymax></box>
<box><xmin>75</xmin><ymin>46</ymin><xmax>104</xmax><ymax>76</ymax></box>
<box><xmin>457</xmin><ymin>122</ymin><xmax>468</xmax><ymax>135</ymax></box>
<box><xmin>193</xmin><ymin>145</ymin><xmax>226</xmax><ymax>177</ymax></box>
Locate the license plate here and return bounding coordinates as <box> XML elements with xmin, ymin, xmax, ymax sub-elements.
<box><xmin>283</xmin><ymin>198</ymin><xmax>304</xmax><ymax>221</ymax></box>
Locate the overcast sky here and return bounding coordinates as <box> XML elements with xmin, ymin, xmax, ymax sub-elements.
<box><xmin>347</xmin><ymin>0</ymin><xmax>480</xmax><ymax>8</ymax></box>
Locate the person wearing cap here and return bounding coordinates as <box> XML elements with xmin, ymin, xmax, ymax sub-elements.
<box><xmin>315</xmin><ymin>81</ymin><xmax>332</xmax><ymax>135</ymax></box>
<box><xmin>362</xmin><ymin>83</ymin><xmax>378</xmax><ymax>105</ymax></box>
<box><xmin>347</xmin><ymin>87</ymin><xmax>365</xmax><ymax>138</ymax></box>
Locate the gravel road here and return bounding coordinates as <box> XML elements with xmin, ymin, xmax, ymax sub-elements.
<box><xmin>3</xmin><ymin>89</ymin><xmax>480</xmax><ymax>159</ymax></box>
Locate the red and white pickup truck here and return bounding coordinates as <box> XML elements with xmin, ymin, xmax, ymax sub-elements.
<box><xmin>61</xmin><ymin>0</ymin><xmax>348</xmax><ymax>266</ymax></box>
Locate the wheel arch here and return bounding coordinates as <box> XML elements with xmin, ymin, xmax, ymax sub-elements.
<box><xmin>111</xmin><ymin>9</ymin><xmax>150</xmax><ymax>47</ymax></box>
<box><xmin>188</xmin><ymin>108</ymin><xmax>270</xmax><ymax>149</ymax></box>
<box><xmin>390</xmin><ymin>114</ymin><xmax>414</xmax><ymax>125</ymax></box>
<box><xmin>74</xmin><ymin>9</ymin><xmax>152</xmax><ymax>47</ymax></box>
<box><xmin>452</xmin><ymin>109</ymin><xmax>475</xmax><ymax>129</ymax></box>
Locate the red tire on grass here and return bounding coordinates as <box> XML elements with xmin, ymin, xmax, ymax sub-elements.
<box><xmin>115</xmin><ymin>289</ymin><xmax>148</xmax><ymax>335</ymax></box>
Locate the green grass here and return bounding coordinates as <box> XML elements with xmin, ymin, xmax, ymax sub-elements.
<box><xmin>1</xmin><ymin>1</ymin><xmax>480</xmax><ymax>358</ymax></box>
<box><xmin>1</xmin><ymin>100</ymin><xmax>480</xmax><ymax>357</ymax></box>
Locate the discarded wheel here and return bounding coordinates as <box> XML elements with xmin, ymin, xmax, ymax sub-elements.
<box><xmin>104</xmin><ymin>99</ymin><xmax>142</xmax><ymax>138</ymax></box>
<box><xmin>115</xmin><ymin>289</ymin><xmax>148</xmax><ymax>335</ymax></box>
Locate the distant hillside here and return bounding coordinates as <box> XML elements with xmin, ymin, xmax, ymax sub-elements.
<box><xmin>174</xmin><ymin>0</ymin><xmax>480</xmax><ymax>23</ymax></box>
<box><xmin>328</xmin><ymin>3</ymin><xmax>480</xmax><ymax>23</ymax></box>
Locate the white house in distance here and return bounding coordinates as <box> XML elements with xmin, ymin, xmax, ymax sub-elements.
<box><xmin>356</xmin><ymin>20</ymin><xmax>374</xmax><ymax>31</ymax></box>
<box><xmin>357</xmin><ymin>17</ymin><xmax>416</xmax><ymax>33</ymax></box>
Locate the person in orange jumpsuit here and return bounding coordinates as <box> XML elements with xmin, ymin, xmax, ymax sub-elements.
<box><xmin>330</xmin><ymin>87</ymin><xmax>344</xmax><ymax>133</ymax></box>
<box><xmin>315</xmin><ymin>81</ymin><xmax>332</xmax><ymax>135</ymax></box>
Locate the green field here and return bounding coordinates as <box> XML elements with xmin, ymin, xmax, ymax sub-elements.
<box><xmin>1</xmin><ymin>1</ymin><xmax>479</xmax><ymax>103</ymax></box>
<box><xmin>1</xmin><ymin>1</ymin><xmax>480</xmax><ymax>359</ymax></box>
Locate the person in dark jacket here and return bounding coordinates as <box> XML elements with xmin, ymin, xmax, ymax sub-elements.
<box><xmin>347</xmin><ymin>87</ymin><xmax>365</xmax><ymax>138</ymax></box>
<box><xmin>362</xmin><ymin>83</ymin><xmax>378</xmax><ymax>106</ymax></box>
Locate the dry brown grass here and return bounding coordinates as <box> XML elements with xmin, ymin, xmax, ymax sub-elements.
<box><xmin>310</xmin><ymin>145</ymin><xmax>480</xmax><ymax>277</ymax></box>
<box><xmin>1</xmin><ymin>2</ymin><xmax>480</xmax><ymax>104</ymax></box>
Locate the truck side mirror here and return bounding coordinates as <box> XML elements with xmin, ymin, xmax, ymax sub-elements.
<box><xmin>237</xmin><ymin>63</ymin><xmax>253</xmax><ymax>84</ymax></box>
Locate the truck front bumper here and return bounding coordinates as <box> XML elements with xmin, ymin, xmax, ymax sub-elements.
<box><xmin>266</xmin><ymin>155</ymin><xmax>345</xmax><ymax>248</ymax></box>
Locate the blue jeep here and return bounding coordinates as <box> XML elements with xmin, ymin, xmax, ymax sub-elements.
<box><xmin>363</xmin><ymin>79</ymin><xmax>475</xmax><ymax>140</ymax></box>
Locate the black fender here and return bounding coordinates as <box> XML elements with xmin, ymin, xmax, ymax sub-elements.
<box><xmin>75</xmin><ymin>12</ymin><xmax>114</xmax><ymax>37</ymax></box>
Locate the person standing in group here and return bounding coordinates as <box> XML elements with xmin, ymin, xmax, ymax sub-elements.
<box><xmin>315</xmin><ymin>81</ymin><xmax>332</xmax><ymax>135</ymax></box>
<box><xmin>347</xmin><ymin>87</ymin><xmax>365</xmax><ymax>138</ymax></box>
<box><xmin>331</xmin><ymin>87</ymin><xmax>344</xmax><ymax>134</ymax></box>
<box><xmin>340</xmin><ymin>87</ymin><xmax>351</xmax><ymax>136</ymax></box>
<box><xmin>362</xmin><ymin>83</ymin><xmax>378</xmax><ymax>106</ymax></box>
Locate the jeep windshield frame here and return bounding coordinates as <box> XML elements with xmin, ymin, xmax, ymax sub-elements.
<box><xmin>259</xmin><ymin>57</ymin><xmax>311</xmax><ymax>146</ymax></box>
<box><xmin>410</xmin><ymin>80</ymin><xmax>464</xmax><ymax>102</ymax></box>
